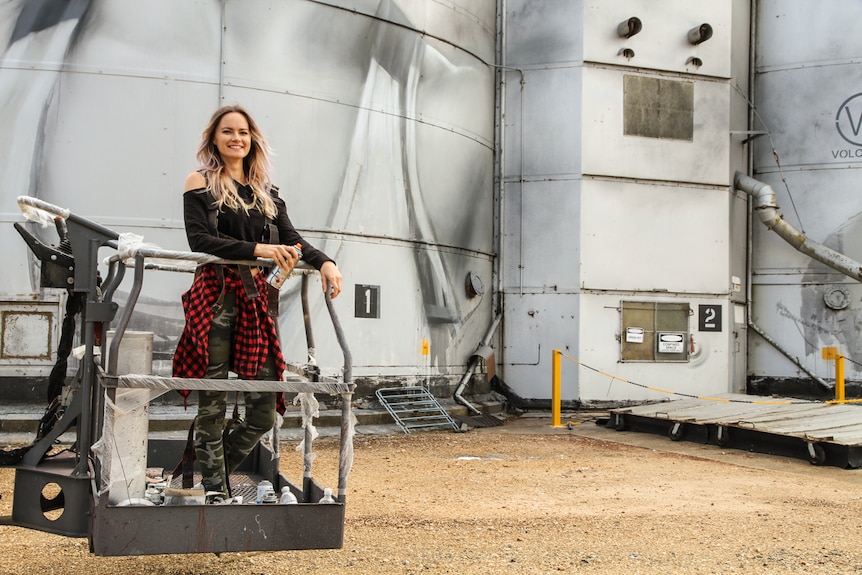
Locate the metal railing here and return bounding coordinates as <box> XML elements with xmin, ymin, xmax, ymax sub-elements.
<box><xmin>16</xmin><ymin>195</ymin><xmax>355</xmax><ymax>501</ymax></box>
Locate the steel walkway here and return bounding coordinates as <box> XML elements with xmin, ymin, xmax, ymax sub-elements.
<box><xmin>607</xmin><ymin>393</ymin><xmax>862</xmax><ymax>468</ymax></box>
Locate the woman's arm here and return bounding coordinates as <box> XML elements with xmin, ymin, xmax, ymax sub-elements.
<box><xmin>271</xmin><ymin>194</ymin><xmax>342</xmax><ymax>297</ymax></box>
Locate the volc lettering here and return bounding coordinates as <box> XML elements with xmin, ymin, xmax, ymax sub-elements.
<box><xmin>830</xmin><ymin>148</ymin><xmax>862</xmax><ymax>159</ymax></box>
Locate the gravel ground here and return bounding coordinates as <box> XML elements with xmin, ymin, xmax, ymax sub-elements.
<box><xmin>1</xmin><ymin>413</ymin><xmax>862</xmax><ymax>574</ymax></box>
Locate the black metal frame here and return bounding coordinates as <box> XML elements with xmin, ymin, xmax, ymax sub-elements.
<box><xmin>607</xmin><ymin>410</ymin><xmax>862</xmax><ymax>469</ymax></box>
<box><xmin>11</xmin><ymin>196</ymin><xmax>354</xmax><ymax>555</ymax></box>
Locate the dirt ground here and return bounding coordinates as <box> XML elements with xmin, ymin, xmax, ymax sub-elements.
<box><xmin>1</xmin><ymin>412</ymin><xmax>862</xmax><ymax>575</ymax></box>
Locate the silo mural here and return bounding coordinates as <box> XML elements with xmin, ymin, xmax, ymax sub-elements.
<box><xmin>16</xmin><ymin>0</ymin><xmax>853</xmax><ymax>409</ymax></box>
<box><xmin>748</xmin><ymin>1</ymin><xmax>862</xmax><ymax>396</ymax></box>
<box><xmin>0</xmin><ymin>0</ymin><xmax>496</xmax><ymax>397</ymax></box>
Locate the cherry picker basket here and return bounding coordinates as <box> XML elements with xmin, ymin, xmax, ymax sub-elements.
<box><xmin>11</xmin><ymin>195</ymin><xmax>354</xmax><ymax>556</ymax></box>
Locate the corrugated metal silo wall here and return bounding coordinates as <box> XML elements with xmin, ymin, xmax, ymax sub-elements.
<box><xmin>499</xmin><ymin>0</ymin><xmax>751</xmax><ymax>407</ymax></box>
<box><xmin>0</xmin><ymin>0</ymin><xmax>496</xmax><ymax>401</ymax></box>
<box><xmin>749</xmin><ymin>0</ymin><xmax>862</xmax><ymax>398</ymax></box>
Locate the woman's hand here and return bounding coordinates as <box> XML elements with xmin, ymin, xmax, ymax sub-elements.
<box><xmin>320</xmin><ymin>261</ymin><xmax>343</xmax><ymax>299</ymax></box>
<box><xmin>254</xmin><ymin>243</ymin><xmax>301</xmax><ymax>274</ymax></box>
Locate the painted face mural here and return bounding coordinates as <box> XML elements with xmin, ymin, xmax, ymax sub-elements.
<box><xmin>800</xmin><ymin>214</ymin><xmax>862</xmax><ymax>372</ymax></box>
<box><xmin>1</xmin><ymin>0</ymin><xmax>494</xmax><ymax>381</ymax></box>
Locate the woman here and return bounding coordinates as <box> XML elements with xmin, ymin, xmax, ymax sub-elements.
<box><xmin>172</xmin><ymin>104</ymin><xmax>342</xmax><ymax>500</ymax></box>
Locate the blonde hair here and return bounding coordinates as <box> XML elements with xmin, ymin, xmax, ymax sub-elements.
<box><xmin>197</xmin><ymin>104</ymin><xmax>277</xmax><ymax>218</ymax></box>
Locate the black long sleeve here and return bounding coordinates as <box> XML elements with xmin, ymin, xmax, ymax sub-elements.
<box><xmin>183</xmin><ymin>187</ymin><xmax>334</xmax><ymax>270</ymax></box>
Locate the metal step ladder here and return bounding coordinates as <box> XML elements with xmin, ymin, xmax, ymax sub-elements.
<box><xmin>375</xmin><ymin>386</ymin><xmax>460</xmax><ymax>434</ymax></box>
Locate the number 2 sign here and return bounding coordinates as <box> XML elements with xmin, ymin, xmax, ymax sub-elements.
<box><xmin>698</xmin><ymin>304</ymin><xmax>721</xmax><ymax>332</ymax></box>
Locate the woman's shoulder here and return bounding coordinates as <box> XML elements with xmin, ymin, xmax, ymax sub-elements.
<box><xmin>270</xmin><ymin>188</ymin><xmax>287</xmax><ymax>213</ymax></box>
<box><xmin>184</xmin><ymin>170</ymin><xmax>207</xmax><ymax>192</ymax></box>
<box><xmin>265</xmin><ymin>183</ymin><xmax>284</xmax><ymax>202</ymax></box>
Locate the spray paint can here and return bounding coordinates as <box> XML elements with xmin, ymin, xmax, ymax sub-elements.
<box><xmin>256</xmin><ymin>480</ymin><xmax>273</xmax><ymax>504</ymax></box>
<box><xmin>145</xmin><ymin>485</ymin><xmax>163</xmax><ymax>505</ymax></box>
<box><xmin>266</xmin><ymin>243</ymin><xmax>303</xmax><ymax>289</ymax></box>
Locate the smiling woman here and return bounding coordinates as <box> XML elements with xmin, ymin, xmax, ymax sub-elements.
<box><xmin>172</xmin><ymin>104</ymin><xmax>342</xmax><ymax>501</ymax></box>
<box><xmin>212</xmin><ymin>115</ymin><xmax>252</xmax><ymax>168</ymax></box>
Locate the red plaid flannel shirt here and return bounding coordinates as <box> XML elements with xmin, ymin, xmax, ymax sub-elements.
<box><xmin>172</xmin><ymin>264</ymin><xmax>286</xmax><ymax>412</ymax></box>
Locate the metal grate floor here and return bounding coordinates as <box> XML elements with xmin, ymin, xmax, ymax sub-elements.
<box><xmin>168</xmin><ymin>471</ymin><xmax>262</xmax><ymax>502</ymax></box>
<box><xmin>451</xmin><ymin>413</ymin><xmax>504</xmax><ymax>428</ymax></box>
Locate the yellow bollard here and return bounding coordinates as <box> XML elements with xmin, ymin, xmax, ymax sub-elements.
<box><xmin>822</xmin><ymin>346</ymin><xmax>846</xmax><ymax>404</ymax></box>
<box><xmin>552</xmin><ymin>349</ymin><xmax>562</xmax><ymax>427</ymax></box>
<box><xmin>837</xmin><ymin>353</ymin><xmax>845</xmax><ymax>404</ymax></box>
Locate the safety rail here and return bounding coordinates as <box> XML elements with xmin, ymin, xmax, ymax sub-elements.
<box><xmin>13</xmin><ymin>195</ymin><xmax>355</xmax><ymax>555</ymax></box>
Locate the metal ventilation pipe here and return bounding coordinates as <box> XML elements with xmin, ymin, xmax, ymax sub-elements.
<box><xmin>734</xmin><ymin>171</ymin><xmax>842</xmax><ymax>391</ymax></box>
<box><xmin>453</xmin><ymin>313</ymin><xmax>502</xmax><ymax>415</ymax></box>
<box><xmin>687</xmin><ymin>23</ymin><xmax>713</xmax><ymax>45</ymax></box>
<box><xmin>734</xmin><ymin>171</ymin><xmax>862</xmax><ymax>282</ymax></box>
<box><xmin>617</xmin><ymin>17</ymin><xmax>642</xmax><ymax>39</ymax></box>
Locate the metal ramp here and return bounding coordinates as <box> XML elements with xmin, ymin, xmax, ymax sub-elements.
<box><xmin>376</xmin><ymin>386</ymin><xmax>460</xmax><ymax>433</ymax></box>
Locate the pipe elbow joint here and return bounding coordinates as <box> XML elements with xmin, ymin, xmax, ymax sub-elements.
<box><xmin>734</xmin><ymin>171</ymin><xmax>776</xmax><ymax>209</ymax></box>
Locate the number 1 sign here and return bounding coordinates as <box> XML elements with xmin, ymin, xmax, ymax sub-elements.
<box><xmin>355</xmin><ymin>284</ymin><xmax>380</xmax><ymax>319</ymax></box>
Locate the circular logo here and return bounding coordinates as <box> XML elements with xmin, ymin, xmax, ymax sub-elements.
<box><xmin>836</xmin><ymin>93</ymin><xmax>862</xmax><ymax>146</ymax></box>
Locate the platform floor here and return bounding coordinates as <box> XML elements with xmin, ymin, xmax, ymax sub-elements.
<box><xmin>608</xmin><ymin>393</ymin><xmax>862</xmax><ymax>469</ymax></box>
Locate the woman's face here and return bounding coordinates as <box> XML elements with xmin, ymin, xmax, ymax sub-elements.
<box><xmin>212</xmin><ymin>112</ymin><xmax>251</xmax><ymax>162</ymax></box>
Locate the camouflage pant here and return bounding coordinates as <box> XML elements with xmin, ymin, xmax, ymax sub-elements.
<box><xmin>195</xmin><ymin>291</ymin><xmax>278</xmax><ymax>495</ymax></box>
